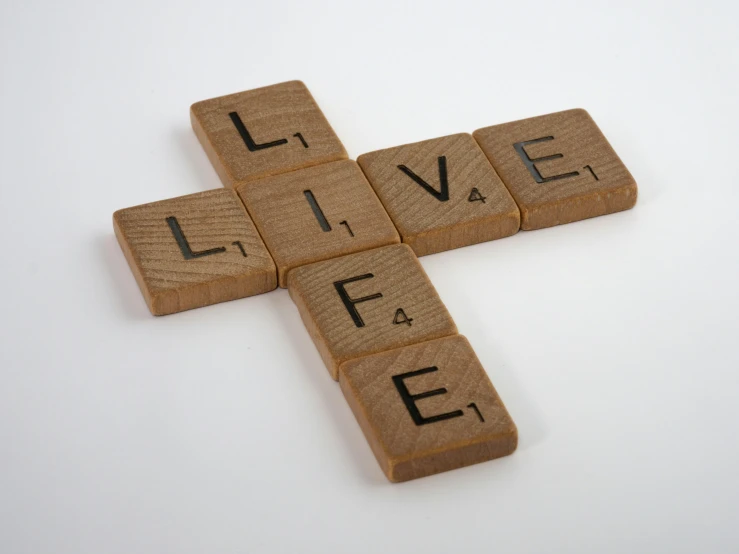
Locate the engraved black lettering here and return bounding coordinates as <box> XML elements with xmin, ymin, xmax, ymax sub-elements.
<box><xmin>293</xmin><ymin>132</ymin><xmax>309</xmax><ymax>148</ymax></box>
<box><xmin>467</xmin><ymin>402</ymin><xmax>485</xmax><ymax>422</ymax></box>
<box><xmin>333</xmin><ymin>274</ymin><xmax>383</xmax><ymax>328</ymax></box>
<box><xmin>468</xmin><ymin>187</ymin><xmax>486</xmax><ymax>203</ymax></box>
<box><xmin>393</xmin><ymin>308</ymin><xmax>413</xmax><ymax>327</ymax></box>
<box><xmin>166</xmin><ymin>216</ymin><xmax>226</xmax><ymax>260</ymax></box>
<box><xmin>304</xmin><ymin>190</ymin><xmax>332</xmax><ymax>232</ymax></box>
<box><xmin>229</xmin><ymin>111</ymin><xmax>288</xmax><ymax>152</ymax></box>
<box><xmin>513</xmin><ymin>136</ymin><xmax>579</xmax><ymax>183</ymax></box>
<box><xmin>392</xmin><ymin>366</ymin><xmax>464</xmax><ymax>426</ymax></box>
<box><xmin>397</xmin><ymin>156</ymin><xmax>450</xmax><ymax>201</ymax></box>
<box><xmin>339</xmin><ymin>220</ymin><xmax>354</xmax><ymax>237</ymax></box>
<box><xmin>584</xmin><ymin>164</ymin><xmax>599</xmax><ymax>181</ymax></box>
<box><xmin>232</xmin><ymin>241</ymin><xmax>247</xmax><ymax>257</ymax></box>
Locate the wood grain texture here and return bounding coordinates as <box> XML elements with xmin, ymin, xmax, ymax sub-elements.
<box><xmin>473</xmin><ymin>109</ymin><xmax>637</xmax><ymax>230</ymax></box>
<box><xmin>288</xmin><ymin>244</ymin><xmax>457</xmax><ymax>380</ymax></box>
<box><xmin>113</xmin><ymin>189</ymin><xmax>276</xmax><ymax>315</ymax></box>
<box><xmin>237</xmin><ymin>160</ymin><xmax>400</xmax><ymax>288</ymax></box>
<box><xmin>357</xmin><ymin>133</ymin><xmax>520</xmax><ymax>256</ymax></box>
<box><xmin>339</xmin><ymin>335</ymin><xmax>517</xmax><ymax>482</ymax></box>
<box><xmin>191</xmin><ymin>80</ymin><xmax>347</xmax><ymax>188</ymax></box>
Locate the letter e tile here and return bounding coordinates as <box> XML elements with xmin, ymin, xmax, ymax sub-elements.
<box><xmin>339</xmin><ymin>335</ymin><xmax>517</xmax><ymax>482</ymax></box>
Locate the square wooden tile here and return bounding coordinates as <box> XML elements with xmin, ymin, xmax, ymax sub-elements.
<box><xmin>237</xmin><ymin>160</ymin><xmax>400</xmax><ymax>288</ymax></box>
<box><xmin>288</xmin><ymin>244</ymin><xmax>457</xmax><ymax>380</ymax></box>
<box><xmin>473</xmin><ymin>109</ymin><xmax>637</xmax><ymax>230</ymax></box>
<box><xmin>191</xmin><ymin>80</ymin><xmax>347</xmax><ymax>188</ymax></box>
<box><xmin>339</xmin><ymin>335</ymin><xmax>517</xmax><ymax>482</ymax></box>
<box><xmin>113</xmin><ymin>189</ymin><xmax>277</xmax><ymax>316</ymax></box>
<box><xmin>357</xmin><ymin>133</ymin><xmax>520</xmax><ymax>256</ymax></box>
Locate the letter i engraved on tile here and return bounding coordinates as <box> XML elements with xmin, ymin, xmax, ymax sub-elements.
<box><xmin>238</xmin><ymin>161</ymin><xmax>399</xmax><ymax>288</ymax></box>
<box><xmin>303</xmin><ymin>189</ymin><xmax>355</xmax><ymax>238</ymax></box>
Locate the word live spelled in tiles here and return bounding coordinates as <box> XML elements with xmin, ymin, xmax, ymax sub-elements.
<box><xmin>237</xmin><ymin>160</ymin><xmax>400</xmax><ymax>288</ymax></box>
<box><xmin>340</xmin><ymin>335</ymin><xmax>517</xmax><ymax>482</ymax></box>
<box><xmin>358</xmin><ymin>133</ymin><xmax>520</xmax><ymax>256</ymax></box>
<box><xmin>114</xmin><ymin>80</ymin><xmax>638</xmax><ymax>480</ymax></box>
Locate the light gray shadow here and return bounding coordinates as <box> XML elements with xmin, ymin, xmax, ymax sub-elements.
<box><xmin>264</xmin><ymin>289</ymin><xmax>390</xmax><ymax>487</ymax></box>
<box><xmin>172</xmin><ymin>126</ymin><xmax>223</xmax><ymax>192</ymax></box>
<box><xmin>97</xmin><ymin>234</ymin><xmax>151</xmax><ymax>321</ymax></box>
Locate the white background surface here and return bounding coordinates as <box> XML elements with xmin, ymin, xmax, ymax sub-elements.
<box><xmin>1</xmin><ymin>1</ymin><xmax>738</xmax><ymax>552</ymax></box>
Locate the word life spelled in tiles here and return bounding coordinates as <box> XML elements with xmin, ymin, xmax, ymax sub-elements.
<box><xmin>113</xmin><ymin>189</ymin><xmax>276</xmax><ymax>315</ymax></box>
<box><xmin>288</xmin><ymin>244</ymin><xmax>457</xmax><ymax>380</ymax></box>
<box><xmin>340</xmin><ymin>335</ymin><xmax>517</xmax><ymax>482</ymax></box>
<box><xmin>474</xmin><ymin>109</ymin><xmax>637</xmax><ymax>230</ymax></box>
<box><xmin>237</xmin><ymin>160</ymin><xmax>400</xmax><ymax>288</ymax></box>
<box><xmin>191</xmin><ymin>80</ymin><xmax>347</xmax><ymax>188</ymax></box>
<box><xmin>358</xmin><ymin>133</ymin><xmax>520</xmax><ymax>256</ymax></box>
<box><xmin>114</xmin><ymin>78</ymin><xmax>639</xmax><ymax>481</ymax></box>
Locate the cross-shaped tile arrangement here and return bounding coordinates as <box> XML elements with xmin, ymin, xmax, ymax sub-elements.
<box><xmin>113</xmin><ymin>80</ymin><xmax>637</xmax><ymax>482</ymax></box>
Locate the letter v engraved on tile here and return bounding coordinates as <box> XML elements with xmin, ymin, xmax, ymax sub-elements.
<box><xmin>397</xmin><ymin>156</ymin><xmax>450</xmax><ymax>201</ymax></box>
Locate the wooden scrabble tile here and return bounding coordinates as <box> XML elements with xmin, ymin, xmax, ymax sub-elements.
<box><xmin>357</xmin><ymin>133</ymin><xmax>520</xmax><ymax>256</ymax></box>
<box><xmin>113</xmin><ymin>189</ymin><xmax>277</xmax><ymax>316</ymax></box>
<box><xmin>339</xmin><ymin>335</ymin><xmax>517</xmax><ymax>482</ymax></box>
<box><xmin>191</xmin><ymin>80</ymin><xmax>347</xmax><ymax>188</ymax></box>
<box><xmin>473</xmin><ymin>109</ymin><xmax>637</xmax><ymax>230</ymax></box>
<box><xmin>288</xmin><ymin>244</ymin><xmax>457</xmax><ymax>380</ymax></box>
<box><xmin>237</xmin><ymin>160</ymin><xmax>400</xmax><ymax>288</ymax></box>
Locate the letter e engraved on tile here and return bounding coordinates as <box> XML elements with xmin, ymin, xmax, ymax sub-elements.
<box><xmin>339</xmin><ymin>335</ymin><xmax>517</xmax><ymax>482</ymax></box>
<box><xmin>474</xmin><ymin>109</ymin><xmax>637</xmax><ymax>230</ymax></box>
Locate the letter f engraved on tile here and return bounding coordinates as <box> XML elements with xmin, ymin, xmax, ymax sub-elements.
<box><xmin>166</xmin><ymin>216</ymin><xmax>227</xmax><ymax>260</ymax></box>
<box><xmin>333</xmin><ymin>274</ymin><xmax>383</xmax><ymax>328</ymax></box>
<box><xmin>513</xmin><ymin>136</ymin><xmax>580</xmax><ymax>183</ymax></box>
<box><xmin>397</xmin><ymin>156</ymin><xmax>450</xmax><ymax>201</ymax></box>
<box><xmin>392</xmin><ymin>366</ymin><xmax>464</xmax><ymax>426</ymax></box>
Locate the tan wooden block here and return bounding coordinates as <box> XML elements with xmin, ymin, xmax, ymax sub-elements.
<box><xmin>288</xmin><ymin>244</ymin><xmax>457</xmax><ymax>380</ymax></box>
<box><xmin>339</xmin><ymin>335</ymin><xmax>517</xmax><ymax>482</ymax></box>
<box><xmin>191</xmin><ymin>80</ymin><xmax>347</xmax><ymax>188</ymax></box>
<box><xmin>237</xmin><ymin>160</ymin><xmax>400</xmax><ymax>288</ymax></box>
<box><xmin>113</xmin><ymin>189</ymin><xmax>277</xmax><ymax>316</ymax></box>
<box><xmin>473</xmin><ymin>109</ymin><xmax>637</xmax><ymax>230</ymax></box>
<box><xmin>357</xmin><ymin>133</ymin><xmax>520</xmax><ymax>256</ymax></box>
